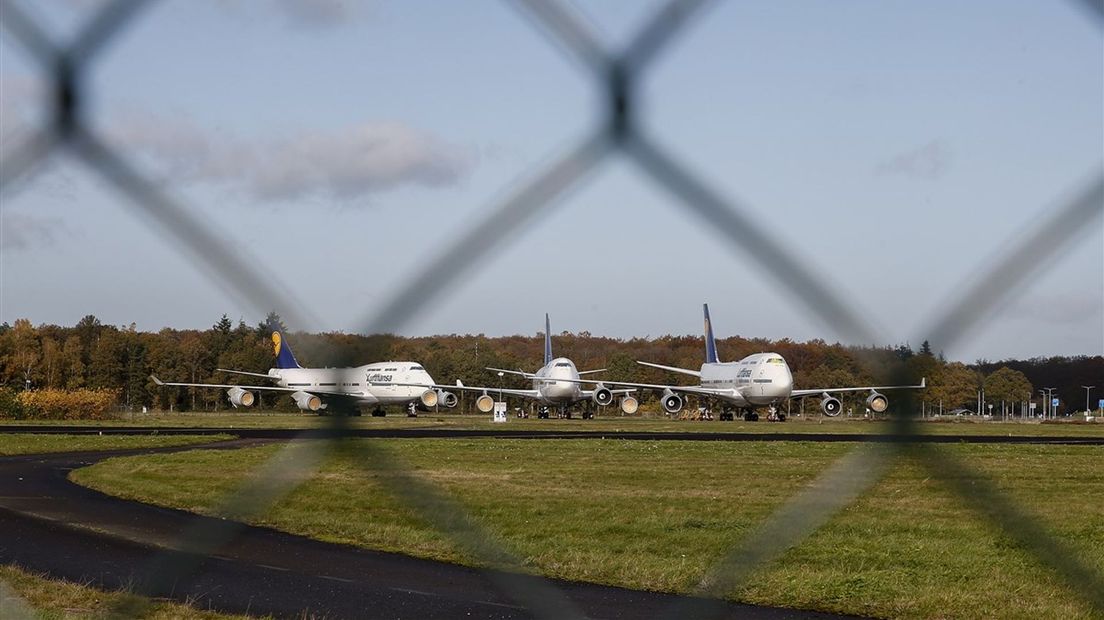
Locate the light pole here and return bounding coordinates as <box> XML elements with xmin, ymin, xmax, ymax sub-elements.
<box><xmin>1083</xmin><ymin>385</ymin><xmax>1095</xmax><ymax>416</ymax></box>
<box><xmin>1042</xmin><ymin>387</ymin><xmax>1057</xmax><ymax>419</ymax></box>
<box><xmin>497</xmin><ymin>371</ymin><xmax>504</xmax><ymax>404</ymax></box>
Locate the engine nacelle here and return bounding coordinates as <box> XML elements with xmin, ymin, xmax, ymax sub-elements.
<box><xmin>820</xmin><ymin>394</ymin><xmax>842</xmax><ymax>417</ymax></box>
<box><xmin>866</xmin><ymin>391</ymin><xmax>888</xmax><ymax>413</ymax></box>
<box><xmin>592</xmin><ymin>384</ymin><xmax>614</xmax><ymax>406</ymax></box>
<box><xmin>438</xmin><ymin>390</ymin><xmax>458</xmax><ymax>408</ymax></box>
<box><xmin>475</xmin><ymin>394</ymin><xmax>495</xmax><ymax>413</ymax></box>
<box><xmin>661</xmin><ymin>389</ymin><xmax>684</xmax><ymax>414</ymax></box>
<box><xmin>419</xmin><ymin>389</ymin><xmax>439</xmax><ymax>408</ymax></box>
<box><xmin>226</xmin><ymin>386</ymin><xmax>254</xmax><ymax>408</ymax></box>
<box><xmin>620</xmin><ymin>395</ymin><xmax>639</xmax><ymax>415</ymax></box>
<box><xmin>292</xmin><ymin>390</ymin><xmax>322</xmax><ymax>412</ymax></box>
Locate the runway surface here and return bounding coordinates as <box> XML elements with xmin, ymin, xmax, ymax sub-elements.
<box><xmin>0</xmin><ymin>438</ymin><xmax>854</xmax><ymax>619</ymax></box>
<box><xmin>3</xmin><ymin>424</ymin><xmax>1103</xmax><ymax>445</ymax></box>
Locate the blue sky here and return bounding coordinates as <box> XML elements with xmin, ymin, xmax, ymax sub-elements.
<box><xmin>2</xmin><ymin>0</ymin><xmax>1101</xmax><ymax>363</ymax></box>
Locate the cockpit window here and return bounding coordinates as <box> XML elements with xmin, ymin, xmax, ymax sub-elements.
<box><xmin>555</xmin><ymin>362</ymin><xmax>571</xmax><ymax>367</ymax></box>
<box><xmin>410</xmin><ymin>365</ymin><xmax>424</xmax><ymax>371</ymax></box>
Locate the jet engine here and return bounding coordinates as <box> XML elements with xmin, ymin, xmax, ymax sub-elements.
<box><xmin>419</xmin><ymin>389</ymin><xmax>439</xmax><ymax>408</ymax></box>
<box><xmin>592</xmin><ymin>384</ymin><xmax>614</xmax><ymax>406</ymax></box>
<box><xmin>866</xmin><ymin>391</ymin><xmax>888</xmax><ymax>413</ymax></box>
<box><xmin>661</xmin><ymin>389</ymin><xmax>684</xmax><ymax>414</ymax></box>
<box><xmin>820</xmin><ymin>394</ymin><xmax>842</xmax><ymax>417</ymax></box>
<box><xmin>226</xmin><ymin>386</ymin><xmax>254</xmax><ymax>408</ymax></box>
<box><xmin>292</xmin><ymin>390</ymin><xmax>322</xmax><ymax>412</ymax></box>
<box><xmin>620</xmin><ymin>395</ymin><xmax>639</xmax><ymax>415</ymax></box>
<box><xmin>438</xmin><ymin>390</ymin><xmax>458</xmax><ymax>408</ymax></box>
<box><xmin>475</xmin><ymin>394</ymin><xmax>495</xmax><ymax>413</ymax></box>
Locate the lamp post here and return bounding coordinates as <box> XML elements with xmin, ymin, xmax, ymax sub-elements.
<box><xmin>1041</xmin><ymin>387</ymin><xmax>1057</xmax><ymax>419</ymax></box>
<box><xmin>1083</xmin><ymin>385</ymin><xmax>1095</xmax><ymax>416</ymax></box>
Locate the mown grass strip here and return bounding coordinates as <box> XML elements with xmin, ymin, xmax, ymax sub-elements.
<box><xmin>0</xmin><ymin>564</ymin><xmax>256</xmax><ymax>619</ymax></box>
<box><xmin>0</xmin><ymin>434</ymin><xmax>234</xmax><ymax>456</ymax></box>
<box><xmin>72</xmin><ymin>439</ymin><xmax>1104</xmax><ymax>619</ymax></box>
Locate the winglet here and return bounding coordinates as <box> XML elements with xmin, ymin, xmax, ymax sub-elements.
<box><xmin>543</xmin><ymin>313</ymin><xmax>553</xmax><ymax>366</ymax></box>
<box><xmin>456</xmin><ymin>379</ymin><xmax>464</xmax><ymax>387</ymax></box>
<box><xmin>703</xmin><ymin>303</ymin><xmax>719</xmax><ymax>364</ymax></box>
<box><xmin>149</xmin><ymin>374</ymin><xmax>164</xmax><ymax>386</ymax></box>
<box><xmin>920</xmin><ymin>377</ymin><xmax>926</xmax><ymax>388</ymax></box>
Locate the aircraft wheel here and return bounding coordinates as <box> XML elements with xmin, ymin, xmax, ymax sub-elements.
<box><xmin>777</xmin><ymin>413</ymin><xmax>786</xmax><ymax>422</ymax></box>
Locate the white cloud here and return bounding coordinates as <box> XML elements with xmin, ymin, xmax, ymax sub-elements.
<box><xmin>105</xmin><ymin>114</ymin><xmax>477</xmax><ymax>203</ymax></box>
<box><xmin>875</xmin><ymin>141</ymin><xmax>952</xmax><ymax>180</ymax></box>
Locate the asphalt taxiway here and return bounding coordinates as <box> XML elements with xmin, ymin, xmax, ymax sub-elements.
<box><xmin>0</xmin><ymin>438</ymin><xmax>854</xmax><ymax>619</ymax></box>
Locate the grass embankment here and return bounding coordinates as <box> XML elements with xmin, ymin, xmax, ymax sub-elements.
<box><xmin>0</xmin><ymin>434</ymin><xmax>234</xmax><ymax>456</ymax></box>
<box><xmin>6</xmin><ymin>411</ymin><xmax>1103</xmax><ymax>437</ymax></box>
<box><xmin>73</xmin><ymin>439</ymin><xmax>1103</xmax><ymax>619</ymax></box>
<box><xmin>0</xmin><ymin>564</ymin><xmax>252</xmax><ymax>619</ymax></box>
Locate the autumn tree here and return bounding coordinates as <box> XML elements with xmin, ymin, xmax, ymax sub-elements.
<box><xmin>983</xmin><ymin>367</ymin><xmax>1033</xmax><ymax>405</ymax></box>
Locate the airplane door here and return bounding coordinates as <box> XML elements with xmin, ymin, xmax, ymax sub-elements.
<box><xmin>753</xmin><ymin>362</ymin><xmax>767</xmax><ymax>398</ymax></box>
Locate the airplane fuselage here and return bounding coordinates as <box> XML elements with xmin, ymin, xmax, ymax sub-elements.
<box><xmin>700</xmin><ymin>352</ymin><xmax>794</xmax><ymax>407</ymax></box>
<box><xmin>530</xmin><ymin>357</ymin><xmax>584</xmax><ymax>405</ymax></box>
<box><xmin>271</xmin><ymin>362</ymin><xmax>437</xmax><ymax>406</ymax></box>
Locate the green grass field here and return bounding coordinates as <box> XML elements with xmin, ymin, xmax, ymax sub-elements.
<box><xmin>5</xmin><ymin>410</ymin><xmax>1103</xmax><ymax>437</ymax></box>
<box><xmin>0</xmin><ymin>564</ymin><xmax>251</xmax><ymax>619</ymax></box>
<box><xmin>0</xmin><ymin>433</ymin><xmax>234</xmax><ymax>456</ymax></box>
<box><xmin>72</xmin><ymin>438</ymin><xmax>1104</xmax><ymax>619</ymax></box>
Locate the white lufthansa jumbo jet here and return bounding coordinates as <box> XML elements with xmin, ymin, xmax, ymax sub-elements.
<box><xmin>385</xmin><ymin>315</ymin><xmax>637</xmax><ymax>419</ymax></box>
<box><xmin>151</xmin><ymin>326</ymin><xmax>457</xmax><ymax>416</ymax></box>
<box><xmin>568</xmin><ymin>304</ymin><xmax>924</xmax><ymax>421</ymax></box>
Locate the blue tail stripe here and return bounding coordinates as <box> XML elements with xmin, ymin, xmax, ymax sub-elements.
<box><xmin>703</xmin><ymin>303</ymin><xmax>719</xmax><ymax>364</ymax></box>
<box><xmin>272</xmin><ymin>328</ymin><xmax>302</xmax><ymax>369</ymax></box>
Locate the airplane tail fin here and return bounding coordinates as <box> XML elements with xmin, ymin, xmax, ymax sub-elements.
<box><xmin>270</xmin><ymin>324</ymin><xmax>302</xmax><ymax>369</ymax></box>
<box><xmin>703</xmin><ymin>303</ymin><xmax>719</xmax><ymax>364</ymax></box>
<box><xmin>543</xmin><ymin>313</ymin><xmax>553</xmax><ymax>366</ymax></box>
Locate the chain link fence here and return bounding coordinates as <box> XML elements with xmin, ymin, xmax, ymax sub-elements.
<box><xmin>2</xmin><ymin>0</ymin><xmax>1102</xmax><ymax>617</ymax></box>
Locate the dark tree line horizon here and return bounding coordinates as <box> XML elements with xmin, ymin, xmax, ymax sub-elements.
<box><xmin>1</xmin><ymin>313</ymin><xmax>1100</xmax><ymax>415</ymax></box>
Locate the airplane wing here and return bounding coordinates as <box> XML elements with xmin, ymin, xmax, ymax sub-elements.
<box><xmin>216</xmin><ymin>368</ymin><xmax>276</xmax><ymax>379</ymax></box>
<box><xmin>485</xmin><ymin>367</ymin><xmax>539</xmax><ymax>379</ymax></box>
<box><xmin>149</xmin><ymin>375</ymin><xmax>362</xmax><ymax>398</ymax></box>
<box><xmin>541</xmin><ymin>375</ymin><xmax>732</xmax><ymax>399</ymax></box>
<box><xmin>637</xmin><ymin>361</ymin><xmax>702</xmax><ymax>378</ymax></box>
<box><xmin>576</xmin><ymin>368</ymin><xmax>608</xmax><ymax>376</ymax></box>
<box><xmin>373</xmin><ymin>380</ymin><xmax>541</xmax><ymax>399</ymax></box>
<box><xmin>789</xmin><ymin>377</ymin><xmax>926</xmax><ymax>398</ymax></box>
<box><xmin>579</xmin><ymin>388</ymin><xmax>636</xmax><ymax>397</ymax></box>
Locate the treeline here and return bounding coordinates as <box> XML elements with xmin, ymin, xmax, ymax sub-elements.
<box><xmin>0</xmin><ymin>313</ymin><xmax>1100</xmax><ymax>414</ymax></box>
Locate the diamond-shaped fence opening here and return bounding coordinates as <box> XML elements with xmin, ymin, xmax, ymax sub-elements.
<box><xmin>1</xmin><ymin>0</ymin><xmax>1101</xmax><ymax>617</ymax></box>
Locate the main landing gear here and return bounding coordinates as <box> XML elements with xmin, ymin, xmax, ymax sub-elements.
<box><xmin>407</xmin><ymin>402</ymin><xmax>418</xmax><ymax>417</ymax></box>
<box><xmin>766</xmin><ymin>404</ymin><xmax>786</xmax><ymax>422</ymax></box>
<box><xmin>371</xmin><ymin>407</ymin><xmax>386</xmax><ymax>417</ymax></box>
<box><xmin>742</xmin><ymin>409</ymin><xmax>759</xmax><ymax>422</ymax></box>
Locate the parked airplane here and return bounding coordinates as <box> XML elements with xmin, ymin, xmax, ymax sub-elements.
<box><xmin>383</xmin><ymin>314</ymin><xmax>637</xmax><ymax>419</ymax></box>
<box><xmin>566</xmin><ymin>304</ymin><xmax>924</xmax><ymax>421</ymax></box>
<box><xmin>151</xmin><ymin>326</ymin><xmax>456</xmax><ymax>416</ymax></box>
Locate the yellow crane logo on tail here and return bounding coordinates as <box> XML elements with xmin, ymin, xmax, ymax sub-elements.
<box><xmin>272</xmin><ymin>331</ymin><xmax>282</xmax><ymax>357</ymax></box>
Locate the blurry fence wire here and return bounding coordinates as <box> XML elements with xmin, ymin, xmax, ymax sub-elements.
<box><xmin>2</xmin><ymin>0</ymin><xmax>1103</xmax><ymax>618</ymax></box>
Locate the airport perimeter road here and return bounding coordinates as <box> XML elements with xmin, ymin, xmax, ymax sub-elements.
<box><xmin>0</xmin><ymin>441</ymin><xmax>851</xmax><ymax>620</ymax></box>
<box><xmin>2</xmin><ymin>424</ymin><xmax>1103</xmax><ymax>445</ymax></box>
